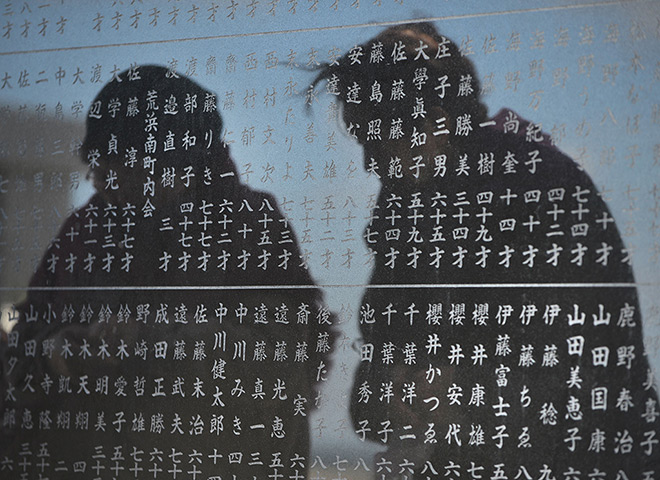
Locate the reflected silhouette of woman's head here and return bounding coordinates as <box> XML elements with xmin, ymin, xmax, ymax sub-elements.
<box><xmin>81</xmin><ymin>65</ymin><xmax>236</xmax><ymax>207</ymax></box>
<box><xmin>312</xmin><ymin>23</ymin><xmax>488</xmax><ymax>184</ymax></box>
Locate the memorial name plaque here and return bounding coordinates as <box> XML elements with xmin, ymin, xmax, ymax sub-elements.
<box><xmin>0</xmin><ymin>1</ymin><xmax>659</xmax><ymax>479</ymax></box>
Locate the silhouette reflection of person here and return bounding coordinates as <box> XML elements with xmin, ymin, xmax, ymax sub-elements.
<box><xmin>313</xmin><ymin>24</ymin><xmax>659</xmax><ymax>475</ymax></box>
<box><xmin>1</xmin><ymin>65</ymin><xmax>332</xmax><ymax>479</ymax></box>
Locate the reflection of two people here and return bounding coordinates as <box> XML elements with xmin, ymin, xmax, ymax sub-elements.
<box><xmin>2</xmin><ymin>66</ymin><xmax>333</xmax><ymax>477</ymax></box>
<box><xmin>313</xmin><ymin>23</ymin><xmax>659</xmax><ymax>474</ymax></box>
<box><xmin>2</xmin><ymin>23</ymin><xmax>659</xmax><ymax>477</ymax></box>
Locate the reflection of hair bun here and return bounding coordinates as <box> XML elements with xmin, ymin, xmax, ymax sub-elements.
<box><xmin>311</xmin><ymin>22</ymin><xmax>487</xmax><ymax>142</ymax></box>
